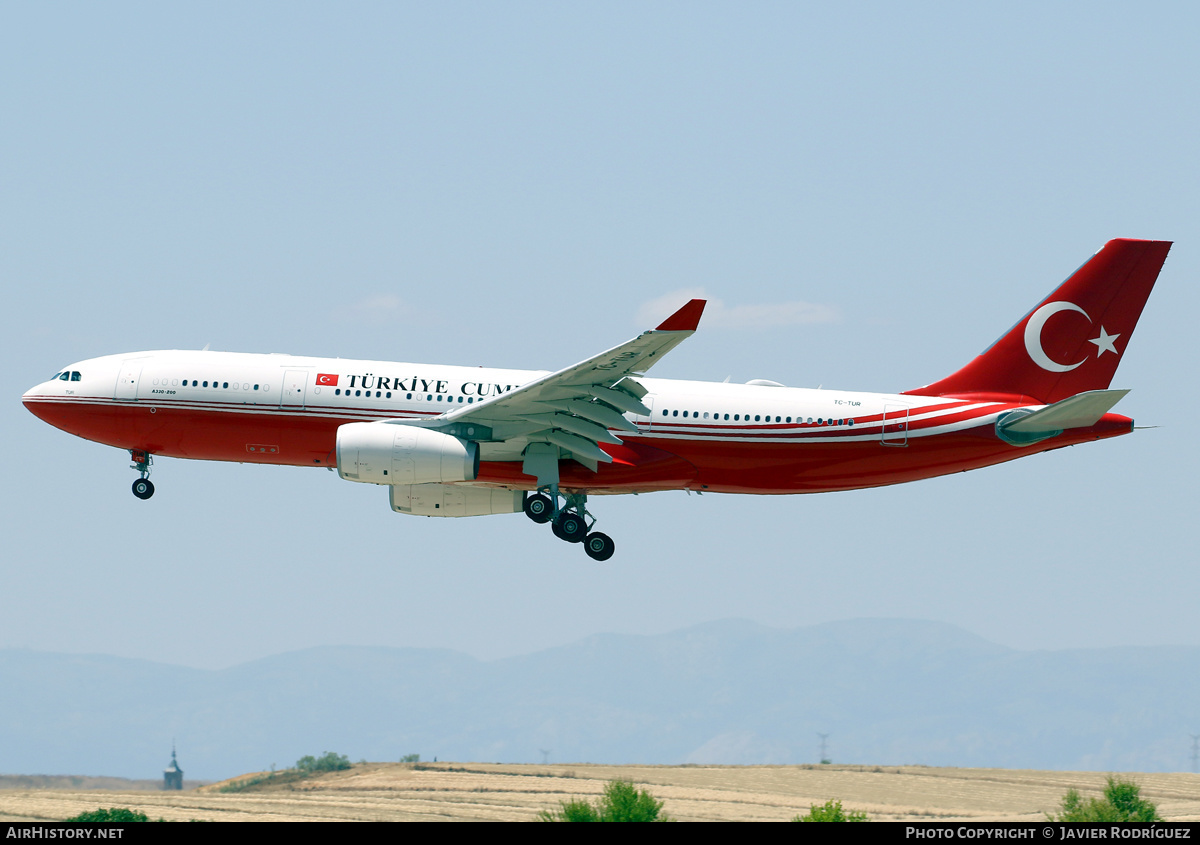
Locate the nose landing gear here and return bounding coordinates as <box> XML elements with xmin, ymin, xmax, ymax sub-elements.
<box><xmin>130</xmin><ymin>450</ymin><xmax>155</xmax><ymax>500</ymax></box>
<box><xmin>524</xmin><ymin>486</ymin><xmax>616</xmax><ymax>560</ymax></box>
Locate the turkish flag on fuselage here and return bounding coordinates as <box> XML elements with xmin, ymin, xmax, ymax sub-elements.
<box><xmin>316</xmin><ymin>373</ymin><xmax>339</xmax><ymax>386</ymax></box>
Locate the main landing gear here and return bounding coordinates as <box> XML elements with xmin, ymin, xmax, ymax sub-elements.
<box><xmin>524</xmin><ymin>487</ymin><xmax>615</xmax><ymax>561</ymax></box>
<box><xmin>130</xmin><ymin>449</ymin><xmax>155</xmax><ymax>500</ymax></box>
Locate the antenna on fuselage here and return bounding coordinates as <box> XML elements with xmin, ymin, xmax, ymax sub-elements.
<box><xmin>201</xmin><ymin>343</ymin><xmax>211</xmax><ymax>351</ymax></box>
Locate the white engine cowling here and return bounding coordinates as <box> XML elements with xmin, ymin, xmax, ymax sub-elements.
<box><xmin>336</xmin><ymin>423</ymin><xmax>478</xmax><ymax>486</ymax></box>
<box><xmin>390</xmin><ymin>484</ymin><xmax>522</xmax><ymax>517</ymax></box>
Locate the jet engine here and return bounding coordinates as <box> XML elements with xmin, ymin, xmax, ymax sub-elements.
<box><xmin>336</xmin><ymin>422</ymin><xmax>478</xmax><ymax>486</ymax></box>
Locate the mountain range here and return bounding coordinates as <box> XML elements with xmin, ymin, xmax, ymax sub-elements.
<box><xmin>2</xmin><ymin>618</ymin><xmax>1196</xmax><ymax>780</ymax></box>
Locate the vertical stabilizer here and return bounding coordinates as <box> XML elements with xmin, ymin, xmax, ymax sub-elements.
<box><xmin>905</xmin><ymin>239</ymin><xmax>1171</xmax><ymax>404</ymax></box>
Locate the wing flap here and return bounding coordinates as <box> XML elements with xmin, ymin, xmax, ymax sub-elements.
<box><xmin>542</xmin><ymin>430</ymin><xmax>615</xmax><ymax>464</ymax></box>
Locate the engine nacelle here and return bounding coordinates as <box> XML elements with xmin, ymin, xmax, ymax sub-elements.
<box><xmin>336</xmin><ymin>423</ymin><xmax>478</xmax><ymax>486</ymax></box>
<box><xmin>390</xmin><ymin>484</ymin><xmax>522</xmax><ymax>517</ymax></box>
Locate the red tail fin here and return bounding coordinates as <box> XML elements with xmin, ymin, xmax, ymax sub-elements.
<box><xmin>904</xmin><ymin>238</ymin><xmax>1172</xmax><ymax>404</ymax></box>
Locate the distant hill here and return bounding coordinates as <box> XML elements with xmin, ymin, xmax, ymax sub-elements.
<box><xmin>0</xmin><ymin>775</ymin><xmax>207</xmax><ymax>791</ymax></box>
<box><xmin>2</xmin><ymin>619</ymin><xmax>1197</xmax><ymax>780</ymax></box>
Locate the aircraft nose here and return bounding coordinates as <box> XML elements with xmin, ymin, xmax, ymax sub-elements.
<box><xmin>23</xmin><ymin>379</ymin><xmax>55</xmax><ymax>418</ymax></box>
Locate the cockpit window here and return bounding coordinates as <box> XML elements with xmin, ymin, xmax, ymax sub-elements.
<box><xmin>70</xmin><ymin>371</ymin><xmax>81</xmax><ymax>381</ymax></box>
<box><xmin>59</xmin><ymin>372</ymin><xmax>69</xmax><ymax>381</ymax></box>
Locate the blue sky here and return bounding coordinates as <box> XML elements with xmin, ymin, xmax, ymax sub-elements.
<box><xmin>2</xmin><ymin>2</ymin><xmax>1197</xmax><ymax>670</ymax></box>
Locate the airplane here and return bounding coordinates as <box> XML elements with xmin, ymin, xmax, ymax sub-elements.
<box><xmin>23</xmin><ymin>238</ymin><xmax>1171</xmax><ymax>561</ymax></box>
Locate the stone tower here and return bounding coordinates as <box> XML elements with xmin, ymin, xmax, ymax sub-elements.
<box><xmin>163</xmin><ymin>744</ymin><xmax>183</xmax><ymax>790</ymax></box>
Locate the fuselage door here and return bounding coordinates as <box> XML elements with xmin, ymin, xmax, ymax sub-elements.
<box><xmin>280</xmin><ymin>370</ymin><xmax>309</xmax><ymax>409</ymax></box>
<box><xmin>114</xmin><ymin>361</ymin><xmax>143</xmax><ymax>400</ymax></box>
<box><xmin>640</xmin><ymin>395</ymin><xmax>656</xmax><ymax>432</ymax></box>
<box><xmin>881</xmin><ymin>403</ymin><xmax>909</xmax><ymax>446</ymax></box>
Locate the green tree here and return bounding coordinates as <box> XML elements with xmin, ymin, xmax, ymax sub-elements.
<box><xmin>539</xmin><ymin>779</ymin><xmax>671</xmax><ymax>822</ymax></box>
<box><xmin>63</xmin><ymin>808</ymin><xmax>161</xmax><ymax>822</ymax></box>
<box><xmin>1048</xmin><ymin>777</ymin><xmax>1161</xmax><ymax>822</ymax></box>
<box><xmin>295</xmin><ymin>751</ymin><xmax>352</xmax><ymax>773</ymax></box>
<box><xmin>792</xmin><ymin>799</ymin><xmax>868</xmax><ymax>822</ymax></box>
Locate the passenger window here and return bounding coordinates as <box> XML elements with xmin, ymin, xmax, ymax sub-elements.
<box><xmin>203</xmin><ymin>381</ymin><xmax>208</xmax><ymax>387</ymax></box>
<box><xmin>355</xmin><ymin>390</ymin><xmax>361</xmax><ymax>396</ymax></box>
<box><xmin>682</xmin><ymin>411</ymin><xmax>688</xmax><ymax>418</ymax></box>
<box><xmin>734</xmin><ymin>414</ymin><xmax>739</xmax><ymax>421</ymax></box>
<box><xmin>754</xmin><ymin>415</ymin><xmax>760</xmax><ymax>421</ymax></box>
<box><xmin>223</xmin><ymin>382</ymin><xmax>229</xmax><ymax>389</ymax></box>
<box><xmin>335</xmin><ymin>389</ymin><xmax>341</xmax><ymax>395</ymax></box>
<box><xmin>672</xmin><ymin>410</ymin><xmax>678</xmax><ymax>417</ymax></box>
<box><xmin>387</xmin><ymin>392</ymin><xmax>392</xmax><ymax>399</ymax></box>
<box><xmin>376</xmin><ymin>391</ymin><xmax>381</xmax><ymax>398</ymax></box>
<box><xmin>662</xmin><ymin>410</ymin><xmax>668</xmax><ymax>416</ymax></box>
<box><xmin>467</xmin><ymin>396</ymin><xmax>473</xmax><ymax>403</ymax></box>
<box><xmin>253</xmin><ymin>384</ymin><xmax>259</xmax><ymax>390</ymax></box>
<box><xmin>786</xmin><ymin>416</ymin><xmax>791</xmax><ymax>423</ymax></box>
<box><xmin>724</xmin><ymin>414</ymin><xmax>729</xmax><ymax>420</ymax></box>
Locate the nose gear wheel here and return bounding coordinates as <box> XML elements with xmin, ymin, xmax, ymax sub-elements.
<box><xmin>129</xmin><ymin>450</ymin><xmax>155</xmax><ymax>499</ymax></box>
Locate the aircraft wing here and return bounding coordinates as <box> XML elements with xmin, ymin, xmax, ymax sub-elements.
<box><xmin>395</xmin><ymin>299</ymin><xmax>705</xmax><ymax>470</ymax></box>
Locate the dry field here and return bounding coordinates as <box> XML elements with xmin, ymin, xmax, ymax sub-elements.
<box><xmin>2</xmin><ymin>763</ymin><xmax>1199</xmax><ymax>822</ymax></box>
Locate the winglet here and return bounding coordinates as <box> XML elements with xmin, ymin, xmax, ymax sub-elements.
<box><xmin>655</xmin><ymin>299</ymin><xmax>707</xmax><ymax>332</ymax></box>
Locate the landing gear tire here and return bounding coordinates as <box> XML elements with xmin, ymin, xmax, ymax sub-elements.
<box><xmin>552</xmin><ymin>511</ymin><xmax>587</xmax><ymax>543</ymax></box>
<box><xmin>523</xmin><ymin>493</ymin><xmax>553</xmax><ymax>524</ymax></box>
<box><xmin>132</xmin><ymin>478</ymin><xmax>155</xmax><ymax>500</ymax></box>
<box><xmin>584</xmin><ymin>532</ymin><xmax>615</xmax><ymax>561</ymax></box>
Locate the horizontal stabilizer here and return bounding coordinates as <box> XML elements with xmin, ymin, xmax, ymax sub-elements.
<box><xmin>1001</xmin><ymin>389</ymin><xmax>1130</xmax><ymax>433</ymax></box>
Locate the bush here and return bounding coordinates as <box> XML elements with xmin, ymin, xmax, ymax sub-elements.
<box><xmin>1048</xmin><ymin>777</ymin><xmax>1161</xmax><ymax>822</ymax></box>
<box><xmin>400</xmin><ymin>753</ymin><xmax>420</xmax><ymax>763</ymax></box>
<box><xmin>63</xmin><ymin>808</ymin><xmax>161</xmax><ymax>822</ymax></box>
<box><xmin>539</xmin><ymin>779</ymin><xmax>671</xmax><ymax>822</ymax></box>
<box><xmin>295</xmin><ymin>751</ymin><xmax>352</xmax><ymax>773</ymax></box>
<box><xmin>793</xmin><ymin>799</ymin><xmax>868</xmax><ymax>822</ymax></box>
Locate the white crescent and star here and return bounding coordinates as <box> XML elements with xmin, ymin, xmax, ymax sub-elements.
<box><xmin>1023</xmin><ymin>301</ymin><xmax>1121</xmax><ymax>373</ymax></box>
